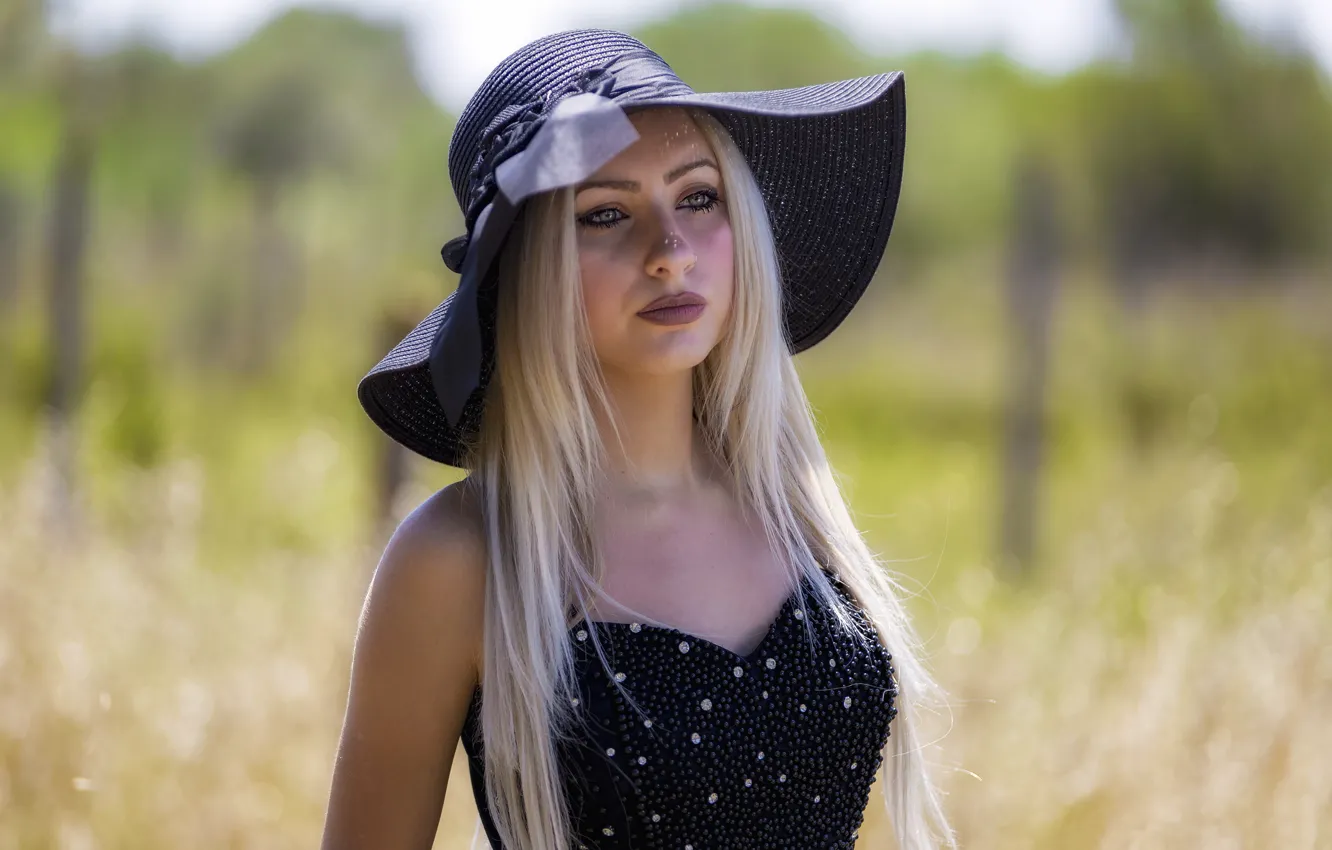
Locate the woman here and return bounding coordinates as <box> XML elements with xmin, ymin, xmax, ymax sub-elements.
<box><xmin>323</xmin><ymin>28</ymin><xmax>955</xmax><ymax>850</ymax></box>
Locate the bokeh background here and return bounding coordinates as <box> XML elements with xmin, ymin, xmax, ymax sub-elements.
<box><xmin>2</xmin><ymin>0</ymin><xmax>1330</xmax><ymax>847</ymax></box>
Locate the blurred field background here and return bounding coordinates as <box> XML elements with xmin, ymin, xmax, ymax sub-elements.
<box><xmin>1</xmin><ymin>0</ymin><xmax>1330</xmax><ymax>847</ymax></box>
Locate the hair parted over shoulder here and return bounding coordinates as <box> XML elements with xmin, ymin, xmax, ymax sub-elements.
<box><xmin>462</xmin><ymin>107</ymin><xmax>957</xmax><ymax>850</ymax></box>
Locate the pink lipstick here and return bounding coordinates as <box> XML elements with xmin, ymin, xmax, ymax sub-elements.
<box><xmin>637</xmin><ymin>291</ymin><xmax>707</xmax><ymax>326</ymax></box>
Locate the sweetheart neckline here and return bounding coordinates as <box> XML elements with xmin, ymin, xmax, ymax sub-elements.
<box><xmin>568</xmin><ymin>571</ymin><xmax>815</xmax><ymax>665</ymax></box>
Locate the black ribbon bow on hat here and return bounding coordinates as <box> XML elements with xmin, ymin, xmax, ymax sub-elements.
<box><xmin>427</xmin><ymin>58</ymin><xmax>649</xmax><ymax>427</ymax></box>
<box><xmin>438</xmin><ymin>65</ymin><xmax>620</xmax><ymax>274</ymax></box>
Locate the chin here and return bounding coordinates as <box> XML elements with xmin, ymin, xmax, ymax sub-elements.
<box><xmin>608</xmin><ymin>341</ymin><xmax>719</xmax><ymax>377</ymax></box>
<box><xmin>640</xmin><ymin>351</ymin><xmax>714</xmax><ymax>376</ymax></box>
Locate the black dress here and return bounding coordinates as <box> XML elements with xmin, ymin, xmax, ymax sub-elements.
<box><xmin>459</xmin><ymin>568</ymin><xmax>899</xmax><ymax>849</ymax></box>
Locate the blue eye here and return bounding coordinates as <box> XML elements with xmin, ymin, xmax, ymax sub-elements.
<box><xmin>576</xmin><ymin>188</ymin><xmax>722</xmax><ymax>230</ymax></box>
<box><xmin>682</xmin><ymin>188</ymin><xmax>721</xmax><ymax>213</ymax></box>
<box><xmin>579</xmin><ymin>208</ymin><xmax>624</xmax><ymax>229</ymax></box>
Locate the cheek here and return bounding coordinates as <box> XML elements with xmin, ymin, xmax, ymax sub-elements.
<box><xmin>693</xmin><ymin>216</ymin><xmax>735</xmax><ymax>303</ymax></box>
<box><xmin>577</xmin><ymin>251</ymin><xmax>629</xmax><ymax>339</ymax></box>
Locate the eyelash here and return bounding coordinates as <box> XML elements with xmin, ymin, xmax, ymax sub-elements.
<box><xmin>578</xmin><ymin>188</ymin><xmax>722</xmax><ymax>230</ymax></box>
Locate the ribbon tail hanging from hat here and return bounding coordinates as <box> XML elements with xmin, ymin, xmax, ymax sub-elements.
<box><xmin>428</xmin><ymin>92</ymin><xmax>640</xmax><ymax>428</ymax></box>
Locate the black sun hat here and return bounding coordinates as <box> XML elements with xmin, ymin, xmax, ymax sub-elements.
<box><xmin>357</xmin><ymin>28</ymin><xmax>906</xmax><ymax>468</ymax></box>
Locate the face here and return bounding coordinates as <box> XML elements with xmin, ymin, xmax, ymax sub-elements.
<box><xmin>573</xmin><ymin>107</ymin><xmax>734</xmax><ymax>379</ymax></box>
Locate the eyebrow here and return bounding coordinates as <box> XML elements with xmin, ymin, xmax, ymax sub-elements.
<box><xmin>574</xmin><ymin>157</ymin><xmax>718</xmax><ymax>195</ymax></box>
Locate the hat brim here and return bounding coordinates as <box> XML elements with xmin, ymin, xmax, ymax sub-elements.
<box><xmin>358</xmin><ymin>71</ymin><xmax>905</xmax><ymax>467</ymax></box>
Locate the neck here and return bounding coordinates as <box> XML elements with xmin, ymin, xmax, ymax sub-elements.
<box><xmin>594</xmin><ymin>366</ymin><xmax>717</xmax><ymax>498</ymax></box>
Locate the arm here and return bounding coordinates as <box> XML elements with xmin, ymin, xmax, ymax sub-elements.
<box><xmin>320</xmin><ymin>480</ymin><xmax>487</xmax><ymax>850</ymax></box>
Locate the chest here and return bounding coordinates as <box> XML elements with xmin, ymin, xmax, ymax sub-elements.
<box><xmin>558</xmin><ymin>575</ymin><xmax>899</xmax><ymax>849</ymax></box>
<box><xmin>590</xmin><ymin>488</ymin><xmax>792</xmax><ymax>658</ymax></box>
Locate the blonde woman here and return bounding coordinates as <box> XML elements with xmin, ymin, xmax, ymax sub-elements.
<box><xmin>323</xmin><ymin>28</ymin><xmax>955</xmax><ymax>850</ymax></box>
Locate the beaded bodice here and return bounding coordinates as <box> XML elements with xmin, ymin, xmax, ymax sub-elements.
<box><xmin>459</xmin><ymin>569</ymin><xmax>899</xmax><ymax>849</ymax></box>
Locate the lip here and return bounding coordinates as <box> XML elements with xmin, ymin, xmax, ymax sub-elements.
<box><xmin>637</xmin><ymin>291</ymin><xmax>707</xmax><ymax>315</ymax></box>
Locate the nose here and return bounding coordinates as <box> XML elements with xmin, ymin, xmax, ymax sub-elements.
<box><xmin>644</xmin><ymin>215</ymin><xmax>697</xmax><ymax>281</ymax></box>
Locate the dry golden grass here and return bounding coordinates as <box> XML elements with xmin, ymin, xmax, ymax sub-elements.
<box><xmin>2</xmin><ymin>437</ymin><xmax>1328</xmax><ymax>848</ymax></box>
<box><xmin>915</xmin><ymin>454</ymin><xmax>1332</xmax><ymax>849</ymax></box>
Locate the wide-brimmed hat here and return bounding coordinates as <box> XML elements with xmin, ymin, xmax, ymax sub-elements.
<box><xmin>357</xmin><ymin>28</ymin><xmax>906</xmax><ymax>468</ymax></box>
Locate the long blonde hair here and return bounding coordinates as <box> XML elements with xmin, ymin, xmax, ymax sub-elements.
<box><xmin>466</xmin><ymin>107</ymin><xmax>956</xmax><ymax>850</ymax></box>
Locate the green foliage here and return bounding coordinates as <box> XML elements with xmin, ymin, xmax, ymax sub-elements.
<box><xmin>208</xmin><ymin>8</ymin><xmax>437</xmax><ymax>181</ymax></box>
<box><xmin>636</xmin><ymin>2</ymin><xmax>876</xmax><ymax>90</ymax></box>
<box><xmin>87</xmin><ymin>306</ymin><xmax>168</xmax><ymax>468</ymax></box>
<box><xmin>214</xmin><ymin>71</ymin><xmax>337</xmax><ymax>187</ymax></box>
<box><xmin>0</xmin><ymin>85</ymin><xmax>62</xmax><ymax>192</ymax></box>
<box><xmin>83</xmin><ymin>46</ymin><xmax>209</xmax><ymax>214</ymax></box>
<box><xmin>1081</xmin><ymin>0</ymin><xmax>1332</xmax><ymax>269</ymax></box>
<box><xmin>0</xmin><ymin>1</ymin><xmax>1327</xmax><ymax>553</ymax></box>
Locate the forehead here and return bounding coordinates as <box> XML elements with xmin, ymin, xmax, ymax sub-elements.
<box><xmin>595</xmin><ymin>107</ymin><xmax>712</xmax><ymax>172</ymax></box>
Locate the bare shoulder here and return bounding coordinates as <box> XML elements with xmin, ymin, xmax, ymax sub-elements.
<box><xmin>320</xmin><ymin>478</ymin><xmax>488</xmax><ymax>850</ymax></box>
<box><xmin>398</xmin><ymin>476</ymin><xmax>487</xmax><ymax>553</ymax></box>
<box><xmin>381</xmin><ymin>478</ymin><xmax>486</xmax><ymax>595</ymax></box>
<box><xmin>364</xmin><ymin>477</ymin><xmax>488</xmax><ymax>682</ymax></box>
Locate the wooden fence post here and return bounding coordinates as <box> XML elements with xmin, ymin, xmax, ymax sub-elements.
<box><xmin>0</xmin><ymin>180</ymin><xmax>19</xmax><ymax>323</ymax></box>
<box><xmin>44</xmin><ymin>123</ymin><xmax>94</xmax><ymax>533</ymax></box>
<box><xmin>999</xmin><ymin>153</ymin><xmax>1061</xmax><ymax>576</ymax></box>
<box><xmin>374</xmin><ymin>308</ymin><xmax>418</xmax><ymax>533</ymax></box>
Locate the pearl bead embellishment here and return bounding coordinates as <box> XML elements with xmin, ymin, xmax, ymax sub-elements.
<box><xmin>459</xmin><ymin>569</ymin><xmax>899</xmax><ymax>848</ymax></box>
